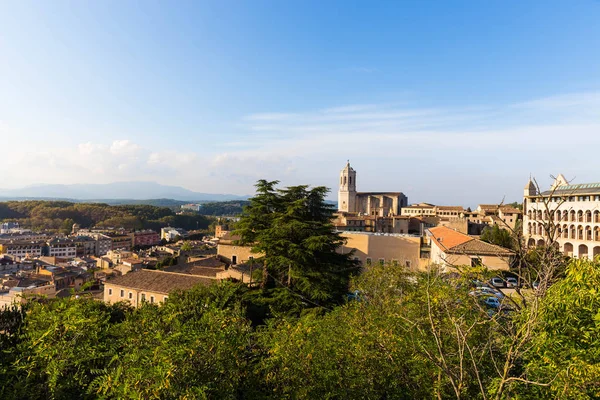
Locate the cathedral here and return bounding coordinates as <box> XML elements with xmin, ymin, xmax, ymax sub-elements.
<box><xmin>337</xmin><ymin>161</ymin><xmax>408</xmax><ymax>216</ymax></box>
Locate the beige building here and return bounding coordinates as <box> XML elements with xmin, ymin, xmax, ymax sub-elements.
<box><xmin>217</xmin><ymin>233</ymin><xmax>262</xmax><ymax>265</ymax></box>
<box><xmin>103</xmin><ymin>269</ymin><xmax>215</xmax><ymax>307</ymax></box>
<box><xmin>339</xmin><ymin>232</ymin><xmax>422</xmax><ymax>270</ymax></box>
<box><xmin>338</xmin><ymin>162</ymin><xmax>408</xmax><ymax>216</ymax></box>
<box><xmin>427</xmin><ymin>226</ymin><xmax>514</xmax><ymax>272</ymax></box>
<box><xmin>523</xmin><ymin>174</ymin><xmax>600</xmax><ymax>258</ymax></box>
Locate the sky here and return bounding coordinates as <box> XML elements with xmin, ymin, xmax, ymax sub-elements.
<box><xmin>0</xmin><ymin>0</ymin><xmax>599</xmax><ymax>205</ymax></box>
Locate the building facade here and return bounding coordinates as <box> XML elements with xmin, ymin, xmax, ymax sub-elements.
<box><xmin>337</xmin><ymin>162</ymin><xmax>408</xmax><ymax>216</ymax></box>
<box><xmin>0</xmin><ymin>240</ymin><xmax>44</xmax><ymax>258</ymax></box>
<box><xmin>523</xmin><ymin>174</ymin><xmax>600</xmax><ymax>258</ymax></box>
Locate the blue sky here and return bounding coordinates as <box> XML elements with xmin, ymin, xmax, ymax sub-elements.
<box><xmin>1</xmin><ymin>0</ymin><xmax>599</xmax><ymax>205</ymax></box>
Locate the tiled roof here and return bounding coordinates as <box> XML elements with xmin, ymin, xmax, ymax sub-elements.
<box><xmin>499</xmin><ymin>206</ymin><xmax>521</xmax><ymax>214</ymax></box>
<box><xmin>436</xmin><ymin>205</ymin><xmax>465</xmax><ymax>211</ymax></box>
<box><xmin>104</xmin><ymin>269</ymin><xmax>215</xmax><ymax>294</ymax></box>
<box><xmin>428</xmin><ymin>226</ymin><xmax>514</xmax><ymax>256</ymax></box>
<box><xmin>446</xmin><ymin>239</ymin><xmax>514</xmax><ymax>256</ymax></box>
<box><xmin>428</xmin><ymin>226</ymin><xmax>473</xmax><ymax>250</ymax></box>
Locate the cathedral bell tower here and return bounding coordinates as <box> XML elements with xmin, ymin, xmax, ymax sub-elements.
<box><xmin>338</xmin><ymin>161</ymin><xmax>357</xmax><ymax>212</ymax></box>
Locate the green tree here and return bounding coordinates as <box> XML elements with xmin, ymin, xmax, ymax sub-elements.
<box><xmin>514</xmin><ymin>258</ymin><xmax>600</xmax><ymax>399</ymax></box>
<box><xmin>235</xmin><ymin>180</ymin><xmax>359</xmax><ymax>308</ymax></box>
<box><xmin>480</xmin><ymin>224</ymin><xmax>516</xmax><ymax>250</ymax></box>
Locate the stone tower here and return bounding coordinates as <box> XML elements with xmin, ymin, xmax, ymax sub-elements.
<box><xmin>338</xmin><ymin>161</ymin><xmax>357</xmax><ymax>212</ymax></box>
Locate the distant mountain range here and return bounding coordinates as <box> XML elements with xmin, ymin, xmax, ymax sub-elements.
<box><xmin>0</xmin><ymin>182</ymin><xmax>249</xmax><ymax>202</ymax></box>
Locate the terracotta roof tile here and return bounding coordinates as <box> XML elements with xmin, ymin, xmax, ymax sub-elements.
<box><xmin>428</xmin><ymin>226</ymin><xmax>474</xmax><ymax>250</ymax></box>
<box><xmin>446</xmin><ymin>239</ymin><xmax>514</xmax><ymax>256</ymax></box>
<box><xmin>105</xmin><ymin>269</ymin><xmax>214</xmax><ymax>294</ymax></box>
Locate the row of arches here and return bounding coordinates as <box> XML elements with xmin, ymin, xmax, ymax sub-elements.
<box><xmin>527</xmin><ymin>209</ymin><xmax>600</xmax><ymax>223</ymax></box>
<box><xmin>526</xmin><ymin>239</ymin><xmax>600</xmax><ymax>258</ymax></box>
<box><xmin>528</xmin><ymin>223</ymin><xmax>600</xmax><ymax>241</ymax></box>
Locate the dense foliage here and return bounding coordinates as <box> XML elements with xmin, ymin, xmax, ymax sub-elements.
<box><xmin>2</xmin><ymin>258</ymin><xmax>599</xmax><ymax>399</ymax></box>
<box><xmin>0</xmin><ymin>201</ymin><xmax>214</xmax><ymax>232</ymax></box>
<box><xmin>235</xmin><ymin>180</ymin><xmax>359</xmax><ymax>310</ymax></box>
<box><xmin>480</xmin><ymin>224</ymin><xmax>517</xmax><ymax>250</ymax></box>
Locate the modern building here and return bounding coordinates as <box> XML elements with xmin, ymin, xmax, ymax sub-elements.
<box><xmin>338</xmin><ymin>161</ymin><xmax>408</xmax><ymax>216</ymax></box>
<box><xmin>523</xmin><ymin>174</ymin><xmax>600</xmax><ymax>258</ymax></box>
<box><xmin>103</xmin><ymin>269</ymin><xmax>214</xmax><ymax>307</ymax></box>
<box><xmin>0</xmin><ymin>240</ymin><xmax>45</xmax><ymax>258</ymax></box>
<box><xmin>131</xmin><ymin>230</ymin><xmax>160</xmax><ymax>247</ymax></box>
<box><xmin>47</xmin><ymin>238</ymin><xmax>77</xmax><ymax>258</ymax></box>
<box><xmin>161</xmin><ymin>227</ymin><xmax>187</xmax><ymax>242</ymax></box>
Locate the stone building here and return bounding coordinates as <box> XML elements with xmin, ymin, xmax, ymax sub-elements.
<box><xmin>427</xmin><ymin>226</ymin><xmax>514</xmax><ymax>272</ymax></box>
<box><xmin>523</xmin><ymin>174</ymin><xmax>600</xmax><ymax>258</ymax></box>
<box><xmin>338</xmin><ymin>162</ymin><xmax>408</xmax><ymax>216</ymax></box>
<box><xmin>104</xmin><ymin>269</ymin><xmax>214</xmax><ymax>307</ymax></box>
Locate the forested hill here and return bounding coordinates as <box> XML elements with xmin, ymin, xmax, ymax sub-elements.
<box><xmin>0</xmin><ymin>201</ymin><xmax>213</xmax><ymax>232</ymax></box>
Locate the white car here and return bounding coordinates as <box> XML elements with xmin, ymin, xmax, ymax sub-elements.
<box><xmin>505</xmin><ymin>277</ymin><xmax>519</xmax><ymax>287</ymax></box>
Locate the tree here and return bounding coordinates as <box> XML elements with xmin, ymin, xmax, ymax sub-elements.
<box><xmin>235</xmin><ymin>180</ymin><xmax>359</xmax><ymax>308</ymax></box>
<box><xmin>180</xmin><ymin>241</ymin><xmax>193</xmax><ymax>252</ymax></box>
<box><xmin>480</xmin><ymin>224</ymin><xmax>516</xmax><ymax>250</ymax></box>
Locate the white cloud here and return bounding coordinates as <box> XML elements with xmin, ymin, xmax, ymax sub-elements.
<box><xmin>2</xmin><ymin>91</ymin><xmax>599</xmax><ymax>203</ymax></box>
<box><xmin>110</xmin><ymin>139</ymin><xmax>141</xmax><ymax>156</ymax></box>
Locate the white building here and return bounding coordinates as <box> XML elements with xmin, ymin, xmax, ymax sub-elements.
<box><xmin>523</xmin><ymin>174</ymin><xmax>600</xmax><ymax>258</ymax></box>
<box><xmin>47</xmin><ymin>238</ymin><xmax>77</xmax><ymax>258</ymax></box>
<box><xmin>161</xmin><ymin>227</ymin><xmax>186</xmax><ymax>241</ymax></box>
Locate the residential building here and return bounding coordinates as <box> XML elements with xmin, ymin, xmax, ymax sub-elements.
<box><xmin>217</xmin><ymin>233</ymin><xmax>262</xmax><ymax>265</ymax></box>
<box><xmin>338</xmin><ymin>231</ymin><xmax>423</xmax><ymax>270</ymax></box>
<box><xmin>523</xmin><ymin>174</ymin><xmax>600</xmax><ymax>258</ymax></box>
<box><xmin>103</xmin><ymin>269</ymin><xmax>215</xmax><ymax>307</ymax></box>
<box><xmin>215</xmin><ymin>225</ymin><xmax>230</xmax><ymax>238</ymax></box>
<box><xmin>47</xmin><ymin>238</ymin><xmax>77</xmax><ymax>258</ymax></box>
<box><xmin>338</xmin><ymin>161</ymin><xmax>408</xmax><ymax>216</ymax></box>
<box><xmin>72</xmin><ymin>236</ymin><xmax>98</xmax><ymax>257</ymax></box>
<box><xmin>0</xmin><ymin>240</ymin><xmax>45</xmax><ymax>258</ymax></box>
<box><xmin>131</xmin><ymin>230</ymin><xmax>160</xmax><ymax>247</ymax></box>
<box><xmin>427</xmin><ymin>226</ymin><xmax>514</xmax><ymax>272</ymax></box>
<box><xmin>106</xmin><ymin>232</ymin><xmax>132</xmax><ymax>251</ymax></box>
<box><xmin>161</xmin><ymin>227</ymin><xmax>187</xmax><ymax>241</ymax></box>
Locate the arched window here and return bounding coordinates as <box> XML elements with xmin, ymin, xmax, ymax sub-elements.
<box><xmin>578</xmin><ymin>225</ymin><xmax>584</xmax><ymax>240</ymax></box>
<box><xmin>570</xmin><ymin>225</ymin><xmax>576</xmax><ymax>239</ymax></box>
<box><xmin>595</xmin><ymin>210</ymin><xmax>600</xmax><ymax>223</ymax></box>
<box><xmin>563</xmin><ymin>224</ymin><xmax>569</xmax><ymax>239</ymax></box>
<box><xmin>570</xmin><ymin>210</ymin><xmax>576</xmax><ymax>222</ymax></box>
<box><xmin>563</xmin><ymin>210</ymin><xmax>568</xmax><ymax>222</ymax></box>
<box><xmin>537</xmin><ymin>210</ymin><xmax>543</xmax><ymax>220</ymax></box>
<box><xmin>527</xmin><ymin>223</ymin><xmax>532</xmax><ymax>235</ymax></box>
<box><xmin>586</xmin><ymin>226</ymin><xmax>592</xmax><ymax>241</ymax></box>
<box><xmin>586</xmin><ymin>210</ymin><xmax>592</xmax><ymax>223</ymax></box>
<box><xmin>577</xmin><ymin>210</ymin><xmax>584</xmax><ymax>222</ymax></box>
<box><xmin>349</xmin><ymin>176</ymin><xmax>352</xmax><ymax>185</ymax></box>
<box><xmin>343</xmin><ymin>176</ymin><xmax>347</xmax><ymax>185</ymax></box>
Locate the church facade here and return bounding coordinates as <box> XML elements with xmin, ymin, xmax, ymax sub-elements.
<box><xmin>337</xmin><ymin>162</ymin><xmax>408</xmax><ymax>216</ymax></box>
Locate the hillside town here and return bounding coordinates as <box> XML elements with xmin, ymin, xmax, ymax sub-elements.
<box><xmin>2</xmin><ymin>163</ymin><xmax>597</xmax><ymax>310</ymax></box>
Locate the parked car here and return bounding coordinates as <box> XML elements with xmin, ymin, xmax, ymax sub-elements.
<box><xmin>490</xmin><ymin>277</ymin><xmax>505</xmax><ymax>288</ymax></box>
<box><xmin>478</xmin><ymin>287</ymin><xmax>505</xmax><ymax>298</ymax></box>
<box><xmin>482</xmin><ymin>296</ymin><xmax>501</xmax><ymax>308</ymax></box>
<box><xmin>505</xmin><ymin>277</ymin><xmax>518</xmax><ymax>288</ymax></box>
